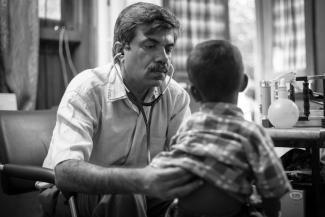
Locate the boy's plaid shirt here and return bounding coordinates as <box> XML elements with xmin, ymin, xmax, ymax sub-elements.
<box><xmin>151</xmin><ymin>102</ymin><xmax>291</xmax><ymax>200</ymax></box>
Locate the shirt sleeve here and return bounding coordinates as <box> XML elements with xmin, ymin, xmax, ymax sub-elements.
<box><xmin>246</xmin><ymin>125</ymin><xmax>292</xmax><ymax>198</ymax></box>
<box><xmin>43</xmin><ymin>90</ymin><xmax>98</xmax><ymax>169</ymax></box>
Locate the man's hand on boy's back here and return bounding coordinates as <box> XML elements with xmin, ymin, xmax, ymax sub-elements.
<box><xmin>138</xmin><ymin>166</ymin><xmax>203</xmax><ymax>200</ymax></box>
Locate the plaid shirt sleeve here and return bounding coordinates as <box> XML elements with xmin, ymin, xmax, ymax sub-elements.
<box><xmin>245</xmin><ymin>125</ymin><xmax>292</xmax><ymax>198</ymax></box>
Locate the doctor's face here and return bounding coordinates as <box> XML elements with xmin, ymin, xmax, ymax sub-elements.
<box><xmin>121</xmin><ymin>25</ymin><xmax>176</xmax><ymax>93</ymax></box>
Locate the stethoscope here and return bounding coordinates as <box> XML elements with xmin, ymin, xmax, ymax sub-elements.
<box><xmin>112</xmin><ymin>53</ymin><xmax>175</xmax><ymax>164</ymax></box>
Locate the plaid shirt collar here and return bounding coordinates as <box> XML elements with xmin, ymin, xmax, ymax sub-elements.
<box><xmin>199</xmin><ymin>102</ymin><xmax>244</xmax><ymax>118</ymax></box>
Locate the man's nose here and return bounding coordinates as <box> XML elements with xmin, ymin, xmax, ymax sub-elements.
<box><xmin>155</xmin><ymin>47</ymin><xmax>169</xmax><ymax>64</ymax></box>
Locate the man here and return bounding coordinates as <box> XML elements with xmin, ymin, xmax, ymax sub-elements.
<box><xmin>39</xmin><ymin>2</ymin><xmax>202</xmax><ymax>217</ymax></box>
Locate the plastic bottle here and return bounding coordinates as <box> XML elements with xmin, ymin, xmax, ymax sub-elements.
<box><xmin>267</xmin><ymin>78</ymin><xmax>299</xmax><ymax>128</ymax></box>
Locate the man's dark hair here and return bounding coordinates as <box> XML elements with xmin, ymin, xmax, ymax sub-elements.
<box><xmin>186</xmin><ymin>40</ymin><xmax>244</xmax><ymax>100</ymax></box>
<box><xmin>113</xmin><ymin>2</ymin><xmax>180</xmax><ymax>56</ymax></box>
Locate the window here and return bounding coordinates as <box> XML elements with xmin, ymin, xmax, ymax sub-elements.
<box><xmin>257</xmin><ymin>0</ymin><xmax>310</xmax><ymax>81</ymax></box>
<box><xmin>38</xmin><ymin>0</ymin><xmax>80</xmax><ymax>31</ymax></box>
<box><xmin>272</xmin><ymin>0</ymin><xmax>306</xmax><ymax>75</ymax></box>
<box><xmin>38</xmin><ymin>0</ymin><xmax>61</xmax><ymax>21</ymax></box>
<box><xmin>229</xmin><ymin>0</ymin><xmax>258</xmax><ymax>121</ymax></box>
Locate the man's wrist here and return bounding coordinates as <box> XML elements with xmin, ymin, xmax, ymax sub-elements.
<box><xmin>129</xmin><ymin>167</ymin><xmax>147</xmax><ymax>194</ymax></box>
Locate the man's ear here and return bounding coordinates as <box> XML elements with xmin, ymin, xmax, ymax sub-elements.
<box><xmin>239</xmin><ymin>74</ymin><xmax>248</xmax><ymax>92</ymax></box>
<box><xmin>113</xmin><ymin>41</ymin><xmax>124</xmax><ymax>57</ymax></box>
<box><xmin>190</xmin><ymin>85</ymin><xmax>203</xmax><ymax>102</ymax></box>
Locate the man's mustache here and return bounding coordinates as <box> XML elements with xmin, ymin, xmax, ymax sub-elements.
<box><xmin>148</xmin><ymin>64</ymin><xmax>169</xmax><ymax>74</ymax></box>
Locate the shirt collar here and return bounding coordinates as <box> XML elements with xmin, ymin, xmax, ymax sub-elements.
<box><xmin>106</xmin><ymin>63</ymin><xmax>167</xmax><ymax>102</ymax></box>
<box><xmin>200</xmin><ymin>102</ymin><xmax>244</xmax><ymax>118</ymax></box>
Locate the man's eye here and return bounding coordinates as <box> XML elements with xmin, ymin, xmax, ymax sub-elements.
<box><xmin>165</xmin><ymin>46</ymin><xmax>174</xmax><ymax>54</ymax></box>
<box><xmin>144</xmin><ymin>44</ymin><xmax>156</xmax><ymax>49</ymax></box>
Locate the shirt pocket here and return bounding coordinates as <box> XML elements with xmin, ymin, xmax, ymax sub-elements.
<box><xmin>150</xmin><ymin>136</ymin><xmax>166</xmax><ymax>158</ymax></box>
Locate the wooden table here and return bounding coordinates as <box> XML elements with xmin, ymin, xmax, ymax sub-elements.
<box><xmin>266</xmin><ymin>127</ymin><xmax>325</xmax><ymax>217</ymax></box>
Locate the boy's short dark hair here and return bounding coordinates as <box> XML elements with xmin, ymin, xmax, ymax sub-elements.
<box><xmin>113</xmin><ymin>2</ymin><xmax>180</xmax><ymax>56</ymax></box>
<box><xmin>187</xmin><ymin>40</ymin><xmax>244</xmax><ymax>99</ymax></box>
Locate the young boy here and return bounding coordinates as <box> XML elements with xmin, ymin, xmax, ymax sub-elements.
<box><xmin>151</xmin><ymin>40</ymin><xmax>291</xmax><ymax>217</ymax></box>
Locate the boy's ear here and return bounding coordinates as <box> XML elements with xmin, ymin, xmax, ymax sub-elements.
<box><xmin>190</xmin><ymin>85</ymin><xmax>203</xmax><ymax>102</ymax></box>
<box><xmin>239</xmin><ymin>74</ymin><xmax>248</xmax><ymax>92</ymax></box>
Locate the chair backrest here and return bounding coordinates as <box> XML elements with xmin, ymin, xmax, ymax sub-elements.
<box><xmin>0</xmin><ymin>110</ymin><xmax>56</xmax><ymax>194</ymax></box>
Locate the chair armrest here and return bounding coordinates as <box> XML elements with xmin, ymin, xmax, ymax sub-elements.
<box><xmin>0</xmin><ymin>164</ymin><xmax>78</xmax><ymax>217</ymax></box>
<box><xmin>0</xmin><ymin>164</ymin><xmax>55</xmax><ymax>184</ymax></box>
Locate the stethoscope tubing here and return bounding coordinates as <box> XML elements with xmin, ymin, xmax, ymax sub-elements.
<box><xmin>111</xmin><ymin>54</ymin><xmax>174</xmax><ymax>164</ymax></box>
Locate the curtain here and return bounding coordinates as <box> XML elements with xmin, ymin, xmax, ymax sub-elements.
<box><xmin>272</xmin><ymin>0</ymin><xmax>306</xmax><ymax>74</ymax></box>
<box><xmin>0</xmin><ymin>0</ymin><xmax>9</xmax><ymax>93</ymax></box>
<box><xmin>166</xmin><ymin>0</ymin><xmax>229</xmax><ymax>82</ymax></box>
<box><xmin>0</xmin><ymin>0</ymin><xmax>39</xmax><ymax>110</ymax></box>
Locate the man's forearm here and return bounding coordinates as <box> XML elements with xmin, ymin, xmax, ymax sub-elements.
<box><xmin>54</xmin><ymin>159</ymin><xmax>203</xmax><ymax>199</ymax></box>
<box><xmin>54</xmin><ymin>159</ymin><xmax>143</xmax><ymax>194</ymax></box>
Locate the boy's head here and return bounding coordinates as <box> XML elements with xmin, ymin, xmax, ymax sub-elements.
<box><xmin>186</xmin><ymin>40</ymin><xmax>248</xmax><ymax>103</ymax></box>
